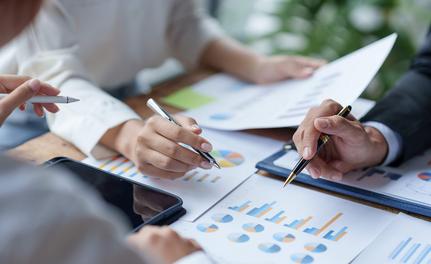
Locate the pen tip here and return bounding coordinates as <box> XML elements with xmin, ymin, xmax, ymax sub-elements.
<box><xmin>214</xmin><ymin>163</ymin><xmax>221</xmax><ymax>169</ymax></box>
<box><xmin>69</xmin><ymin>97</ymin><xmax>80</xmax><ymax>102</ymax></box>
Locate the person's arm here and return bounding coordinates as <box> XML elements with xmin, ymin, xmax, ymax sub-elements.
<box><xmin>361</xmin><ymin>27</ymin><xmax>431</xmax><ymax>163</ymax></box>
<box><xmin>166</xmin><ymin>0</ymin><xmax>325</xmax><ymax>85</ymax></box>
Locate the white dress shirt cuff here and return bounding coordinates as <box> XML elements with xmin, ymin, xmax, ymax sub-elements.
<box><xmin>364</xmin><ymin>121</ymin><xmax>402</xmax><ymax>165</ymax></box>
<box><xmin>174</xmin><ymin>251</ymin><xmax>216</xmax><ymax>264</ymax></box>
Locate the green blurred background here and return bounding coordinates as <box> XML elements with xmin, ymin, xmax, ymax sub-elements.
<box><xmin>213</xmin><ymin>0</ymin><xmax>431</xmax><ymax>100</ymax></box>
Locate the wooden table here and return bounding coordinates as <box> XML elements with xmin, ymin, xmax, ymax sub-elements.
<box><xmin>8</xmin><ymin>70</ymin><xmax>427</xmax><ymax>220</ymax></box>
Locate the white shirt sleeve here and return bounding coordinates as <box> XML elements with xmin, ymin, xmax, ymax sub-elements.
<box><xmin>167</xmin><ymin>0</ymin><xmax>225</xmax><ymax>69</ymax></box>
<box><xmin>10</xmin><ymin>1</ymin><xmax>140</xmax><ymax>158</ymax></box>
<box><xmin>364</xmin><ymin>121</ymin><xmax>403</xmax><ymax>165</ymax></box>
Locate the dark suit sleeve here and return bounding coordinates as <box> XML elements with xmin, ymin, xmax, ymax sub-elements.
<box><xmin>361</xmin><ymin>28</ymin><xmax>431</xmax><ymax>163</ymax></box>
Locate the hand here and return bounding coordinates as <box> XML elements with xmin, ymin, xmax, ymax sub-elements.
<box><xmin>127</xmin><ymin>226</ymin><xmax>202</xmax><ymax>264</ymax></box>
<box><xmin>0</xmin><ymin>75</ymin><xmax>60</xmax><ymax>125</ymax></box>
<box><xmin>251</xmin><ymin>55</ymin><xmax>326</xmax><ymax>84</ymax></box>
<box><xmin>292</xmin><ymin>99</ymin><xmax>388</xmax><ymax>180</ymax></box>
<box><xmin>114</xmin><ymin>115</ymin><xmax>213</xmax><ymax>179</ymax></box>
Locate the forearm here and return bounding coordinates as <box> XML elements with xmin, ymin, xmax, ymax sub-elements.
<box><xmin>199</xmin><ymin>38</ymin><xmax>264</xmax><ymax>83</ymax></box>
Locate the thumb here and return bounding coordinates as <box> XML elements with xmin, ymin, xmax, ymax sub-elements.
<box><xmin>314</xmin><ymin>116</ymin><xmax>363</xmax><ymax>139</ymax></box>
<box><xmin>0</xmin><ymin>79</ymin><xmax>40</xmax><ymax>124</ymax></box>
<box><xmin>283</xmin><ymin>63</ymin><xmax>315</xmax><ymax>79</ymax></box>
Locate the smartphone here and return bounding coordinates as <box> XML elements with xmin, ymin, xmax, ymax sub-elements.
<box><xmin>44</xmin><ymin>157</ymin><xmax>185</xmax><ymax>231</ymax></box>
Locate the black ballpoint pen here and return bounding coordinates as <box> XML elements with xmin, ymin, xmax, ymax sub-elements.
<box><xmin>283</xmin><ymin>105</ymin><xmax>352</xmax><ymax>187</ymax></box>
<box><xmin>147</xmin><ymin>98</ymin><xmax>221</xmax><ymax>169</ymax></box>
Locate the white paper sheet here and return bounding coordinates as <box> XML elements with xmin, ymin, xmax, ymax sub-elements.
<box><xmin>274</xmin><ymin>148</ymin><xmax>431</xmax><ymax>208</ymax></box>
<box><xmin>83</xmin><ymin>129</ymin><xmax>282</xmax><ymax>221</ymax></box>
<box><xmin>172</xmin><ymin>174</ymin><xmax>395</xmax><ymax>264</ymax></box>
<box><xmin>183</xmin><ymin>34</ymin><xmax>395</xmax><ymax>130</ymax></box>
<box><xmin>353</xmin><ymin>213</ymin><xmax>431</xmax><ymax>264</ymax></box>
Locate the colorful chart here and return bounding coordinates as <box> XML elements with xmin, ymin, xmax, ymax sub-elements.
<box><xmin>304</xmin><ymin>242</ymin><xmax>327</xmax><ymax>253</ymax></box>
<box><xmin>291</xmin><ymin>253</ymin><xmax>314</xmax><ymax>263</ymax></box>
<box><xmin>196</xmin><ymin>223</ymin><xmax>219</xmax><ymax>233</ymax></box>
<box><xmin>211</xmin><ymin>150</ymin><xmax>245</xmax><ymax>168</ymax></box>
<box><xmin>418</xmin><ymin>172</ymin><xmax>431</xmax><ymax>182</ymax></box>
<box><xmin>210</xmin><ymin>113</ymin><xmax>233</xmax><ymax>121</ymax></box>
<box><xmin>273</xmin><ymin>232</ymin><xmax>296</xmax><ymax>243</ymax></box>
<box><xmin>258</xmin><ymin>243</ymin><xmax>281</xmax><ymax>254</ymax></box>
<box><xmin>212</xmin><ymin>213</ymin><xmax>234</xmax><ymax>223</ymax></box>
<box><xmin>227</xmin><ymin>233</ymin><xmax>250</xmax><ymax>243</ymax></box>
<box><xmin>242</xmin><ymin>223</ymin><xmax>265</xmax><ymax>233</ymax></box>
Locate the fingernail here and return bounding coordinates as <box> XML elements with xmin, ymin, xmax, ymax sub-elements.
<box><xmin>201</xmin><ymin>142</ymin><xmax>212</xmax><ymax>152</ymax></box>
<box><xmin>191</xmin><ymin>124</ymin><xmax>201</xmax><ymax>131</ymax></box>
<box><xmin>200</xmin><ymin>161</ymin><xmax>212</xmax><ymax>169</ymax></box>
<box><xmin>316</xmin><ymin>118</ymin><xmax>329</xmax><ymax>129</ymax></box>
<box><xmin>303</xmin><ymin>147</ymin><xmax>311</xmax><ymax>159</ymax></box>
<box><xmin>302</xmin><ymin>67</ymin><xmax>314</xmax><ymax>75</ymax></box>
<box><xmin>28</xmin><ymin>79</ymin><xmax>40</xmax><ymax>92</ymax></box>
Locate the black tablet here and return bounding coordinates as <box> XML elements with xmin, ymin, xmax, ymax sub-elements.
<box><xmin>44</xmin><ymin>157</ymin><xmax>185</xmax><ymax>230</ymax></box>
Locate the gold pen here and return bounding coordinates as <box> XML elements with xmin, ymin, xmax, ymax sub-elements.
<box><xmin>283</xmin><ymin>105</ymin><xmax>352</xmax><ymax>187</ymax></box>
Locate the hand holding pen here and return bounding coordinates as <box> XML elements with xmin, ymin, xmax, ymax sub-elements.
<box><xmin>286</xmin><ymin>99</ymin><xmax>389</xmax><ymax>186</ymax></box>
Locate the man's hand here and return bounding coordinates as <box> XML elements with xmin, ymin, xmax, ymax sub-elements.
<box><xmin>127</xmin><ymin>226</ymin><xmax>202</xmax><ymax>264</ymax></box>
<box><xmin>0</xmin><ymin>75</ymin><xmax>60</xmax><ymax>125</ymax></box>
<box><xmin>105</xmin><ymin>115</ymin><xmax>213</xmax><ymax>180</ymax></box>
<box><xmin>292</xmin><ymin>99</ymin><xmax>389</xmax><ymax>180</ymax></box>
<box><xmin>250</xmin><ymin>55</ymin><xmax>326</xmax><ymax>84</ymax></box>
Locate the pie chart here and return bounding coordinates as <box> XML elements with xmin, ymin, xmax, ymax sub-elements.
<box><xmin>258</xmin><ymin>243</ymin><xmax>281</xmax><ymax>253</ymax></box>
<box><xmin>291</xmin><ymin>253</ymin><xmax>314</xmax><ymax>264</ymax></box>
<box><xmin>242</xmin><ymin>223</ymin><xmax>265</xmax><ymax>233</ymax></box>
<box><xmin>210</xmin><ymin>113</ymin><xmax>232</xmax><ymax>121</ymax></box>
<box><xmin>211</xmin><ymin>150</ymin><xmax>245</xmax><ymax>168</ymax></box>
<box><xmin>417</xmin><ymin>172</ymin><xmax>431</xmax><ymax>182</ymax></box>
<box><xmin>273</xmin><ymin>232</ymin><xmax>296</xmax><ymax>243</ymax></box>
<box><xmin>211</xmin><ymin>213</ymin><xmax>234</xmax><ymax>223</ymax></box>
<box><xmin>227</xmin><ymin>233</ymin><xmax>250</xmax><ymax>243</ymax></box>
<box><xmin>196</xmin><ymin>223</ymin><xmax>218</xmax><ymax>233</ymax></box>
<box><xmin>304</xmin><ymin>242</ymin><xmax>327</xmax><ymax>253</ymax></box>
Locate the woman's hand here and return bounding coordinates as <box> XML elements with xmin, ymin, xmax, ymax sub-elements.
<box><xmin>0</xmin><ymin>75</ymin><xmax>60</xmax><ymax>125</ymax></box>
<box><xmin>105</xmin><ymin>115</ymin><xmax>214</xmax><ymax>180</ymax></box>
<box><xmin>127</xmin><ymin>226</ymin><xmax>202</xmax><ymax>264</ymax></box>
<box><xmin>250</xmin><ymin>55</ymin><xmax>326</xmax><ymax>84</ymax></box>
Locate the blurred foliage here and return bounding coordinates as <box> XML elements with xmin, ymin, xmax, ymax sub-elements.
<box><xmin>245</xmin><ymin>0</ymin><xmax>430</xmax><ymax>100</ymax></box>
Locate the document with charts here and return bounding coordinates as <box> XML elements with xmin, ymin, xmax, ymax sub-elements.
<box><xmin>274</xmin><ymin>148</ymin><xmax>431</xmax><ymax>208</ymax></box>
<box><xmin>167</xmin><ymin>34</ymin><xmax>395</xmax><ymax>130</ymax></box>
<box><xmin>172</xmin><ymin>174</ymin><xmax>395</xmax><ymax>264</ymax></box>
<box><xmin>83</xmin><ymin>129</ymin><xmax>282</xmax><ymax>221</ymax></box>
<box><xmin>353</xmin><ymin>213</ymin><xmax>431</xmax><ymax>264</ymax></box>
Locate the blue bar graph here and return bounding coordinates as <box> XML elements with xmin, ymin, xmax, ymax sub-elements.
<box><xmin>390</xmin><ymin>237</ymin><xmax>412</xmax><ymax>260</ymax></box>
<box><xmin>246</xmin><ymin>202</ymin><xmax>276</xmax><ymax>217</ymax></box>
<box><xmin>284</xmin><ymin>216</ymin><xmax>313</xmax><ymax>230</ymax></box>
<box><xmin>323</xmin><ymin>226</ymin><xmax>348</xmax><ymax>241</ymax></box>
<box><xmin>229</xmin><ymin>201</ymin><xmax>251</xmax><ymax>212</ymax></box>
<box><xmin>414</xmin><ymin>244</ymin><xmax>431</xmax><ymax>264</ymax></box>
<box><xmin>265</xmin><ymin>210</ymin><xmax>286</xmax><ymax>224</ymax></box>
<box><xmin>402</xmin><ymin>243</ymin><xmax>421</xmax><ymax>263</ymax></box>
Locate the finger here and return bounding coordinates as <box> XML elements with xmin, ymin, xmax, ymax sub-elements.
<box><xmin>328</xmin><ymin>159</ymin><xmax>354</xmax><ymax>174</ymax></box>
<box><xmin>174</xmin><ymin>115</ymin><xmax>202</xmax><ymax>134</ymax></box>
<box><xmin>33</xmin><ymin>103</ymin><xmax>44</xmax><ymax>117</ymax></box>
<box><xmin>293</xmin><ymin>56</ymin><xmax>327</xmax><ymax>68</ymax></box>
<box><xmin>306</xmin><ymin>156</ymin><xmax>343</xmax><ymax>181</ymax></box>
<box><xmin>150</xmin><ymin>116</ymin><xmax>212</xmax><ymax>152</ymax></box>
<box><xmin>314</xmin><ymin>116</ymin><xmax>364</xmax><ymax>141</ymax></box>
<box><xmin>0</xmin><ymin>75</ymin><xmax>31</xmax><ymax>92</ymax></box>
<box><xmin>298</xmin><ymin>100</ymin><xmax>343</xmax><ymax>159</ymax></box>
<box><xmin>145</xmin><ymin>133</ymin><xmax>209</xmax><ymax>169</ymax></box>
<box><xmin>40</xmin><ymin>103</ymin><xmax>59</xmax><ymax>113</ymax></box>
<box><xmin>138</xmin><ymin>163</ymin><xmax>186</xmax><ymax>180</ymax></box>
<box><xmin>38</xmin><ymin>83</ymin><xmax>60</xmax><ymax>96</ymax></box>
<box><xmin>0</xmin><ymin>79</ymin><xmax>40</xmax><ymax>123</ymax></box>
<box><xmin>188</xmin><ymin>239</ymin><xmax>203</xmax><ymax>250</ymax></box>
<box><xmin>139</xmin><ymin>148</ymin><xmax>194</xmax><ymax>174</ymax></box>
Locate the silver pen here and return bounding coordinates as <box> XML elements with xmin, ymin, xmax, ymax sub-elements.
<box><xmin>147</xmin><ymin>98</ymin><xmax>221</xmax><ymax>169</ymax></box>
<box><xmin>0</xmin><ymin>94</ymin><xmax>80</xmax><ymax>104</ymax></box>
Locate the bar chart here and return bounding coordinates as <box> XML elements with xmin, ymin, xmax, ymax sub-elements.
<box><xmin>228</xmin><ymin>200</ymin><xmax>349</xmax><ymax>242</ymax></box>
<box><xmin>389</xmin><ymin>237</ymin><xmax>431</xmax><ymax>264</ymax></box>
<box><xmin>356</xmin><ymin>167</ymin><xmax>402</xmax><ymax>182</ymax></box>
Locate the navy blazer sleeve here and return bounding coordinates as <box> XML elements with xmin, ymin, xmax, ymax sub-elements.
<box><xmin>361</xmin><ymin>27</ymin><xmax>431</xmax><ymax>163</ymax></box>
